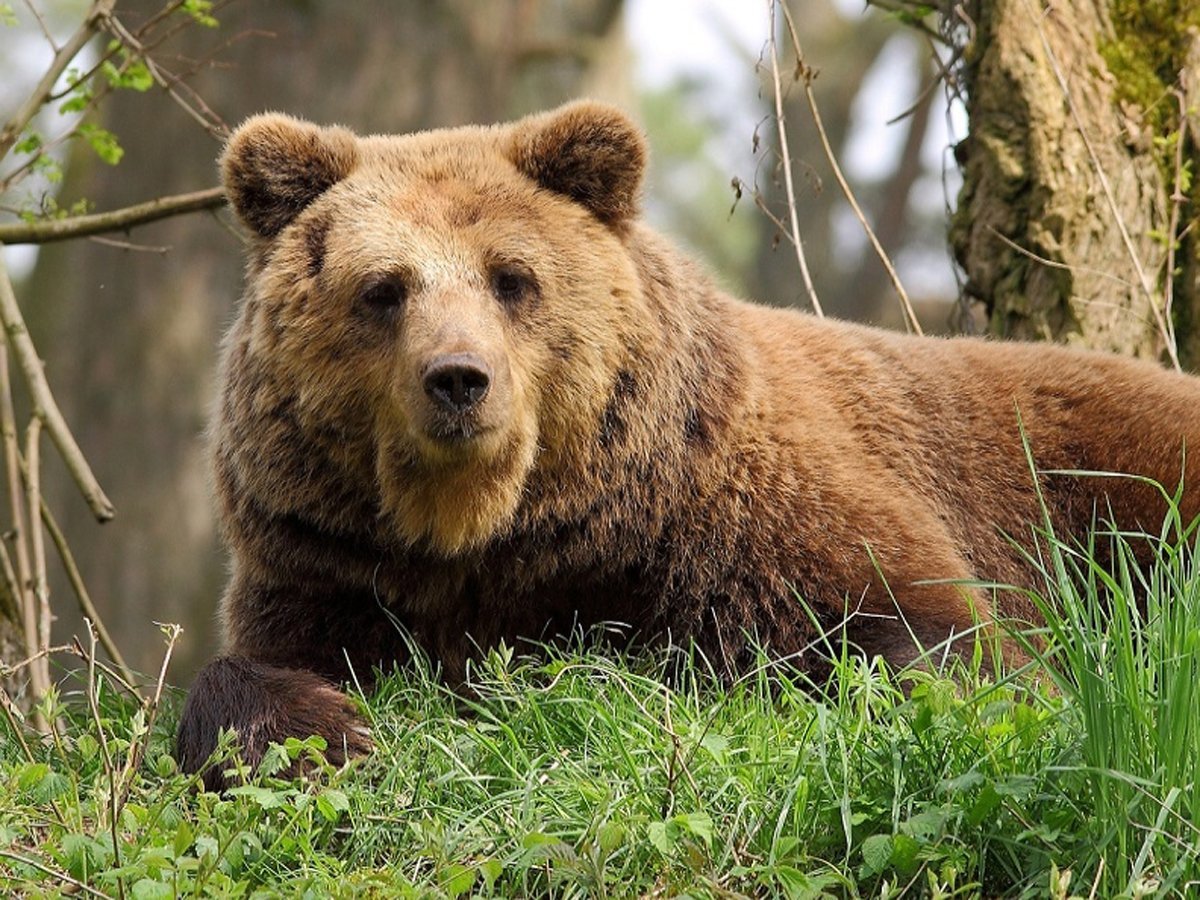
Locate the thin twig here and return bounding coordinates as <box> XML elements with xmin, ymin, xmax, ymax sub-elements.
<box><xmin>0</xmin><ymin>849</ymin><xmax>114</xmax><ymax>898</ymax></box>
<box><xmin>0</xmin><ymin>0</ymin><xmax>116</xmax><ymax>159</ymax></box>
<box><xmin>25</xmin><ymin>418</ymin><xmax>50</xmax><ymax>707</ymax></box>
<box><xmin>0</xmin><ymin>249</ymin><xmax>114</xmax><ymax>521</ymax></box>
<box><xmin>0</xmin><ymin>342</ymin><xmax>48</xmax><ymax>729</ymax></box>
<box><xmin>116</xmin><ymin>622</ymin><xmax>181</xmax><ymax>811</ymax></box>
<box><xmin>84</xmin><ymin>621</ymin><xmax>125</xmax><ymax>900</ymax></box>
<box><xmin>986</xmin><ymin>226</ymin><xmax>1138</xmax><ymax>290</ymax></box>
<box><xmin>87</xmin><ymin>235</ymin><xmax>171</xmax><ymax>253</ymax></box>
<box><xmin>0</xmin><ymin>186</ymin><xmax>226</xmax><ymax>245</ymax></box>
<box><xmin>0</xmin><ymin>642</ymin><xmax>74</xmax><ymax>676</ymax></box>
<box><xmin>1162</xmin><ymin>89</ymin><xmax>1189</xmax><ymax>337</ymax></box>
<box><xmin>21</xmin><ymin>0</ymin><xmax>56</xmax><ymax>46</ymax></box>
<box><xmin>31</xmin><ymin>479</ymin><xmax>139</xmax><ymax>693</ymax></box>
<box><xmin>765</xmin><ymin>0</ymin><xmax>822</xmax><ymax>317</ymax></box>
<box><xmin>1024</xmin><ymin>0</ymin><xmax>1180</xmax><ymax>369</ymax></box>
<box><xmin>107</xmin><ymin>14</ymin><xmax>228</xmax><ymax>137</ymax></box>
<box><xmin>0</xmin><ymin>684</ymin><xmax>36</xmax><ymax>761</ymax></box>
<box><xmin>0</xmin><ymin>532</ymin><xmax>19</xmax><ymax>622</ymax></box>
<box><xmin>777</xmin><ymin>1</ymin><xmax>924</xmax><ymax>335</ymax></box>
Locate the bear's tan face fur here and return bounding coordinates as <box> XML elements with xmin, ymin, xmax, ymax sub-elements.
<box><xmin>222</xmin><ymin>104</ymin><xmax>650</xmax><ymax>554</ymax></box>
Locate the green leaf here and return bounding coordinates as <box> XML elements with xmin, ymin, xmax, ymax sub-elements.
<box><xmin>316</xmin><ymin>788</ymin><xmax>349</xmax><ymax>822</ymax></box>
<box><xmin>101</xmin><ymin>58</ymin><xmax>154</xmax><ymax>92</ymax></box>
<box><xmin>181</xmin><ymin>0</ymin><xmax>219</xmax><ymax>27</ymax></box>
<box><xmin>521</xmin><ymin>831</ymin><xmax>559</xmax><ymax>849</ymax></box>
<box><xmin>60</xmin><ymin>833</ymin><xmax>94</xmax><ymax>880</ymax></box>
<box><xmin>13</xmin><ymin>131</ymin><xmax>42</xmax><ymax>155</ymax></box>
<box><xmin>0</xmin><ymin>4</ymin><xmax>18</xmax><ymax>26</ymax></box>
<box><xmin>195</xmin><ymin>834</ymin><xmax>218</xmax><ymax>861</ymax></box>
<box><xmin>153</xmin><ymin>753</ymin><xmax>176</xmax><ymax>778</ymax></box>
<box><xmin>940</xmin><ymin>770</ymin><xmax>984</xmax><ymax>794</ymax></box>
<box><xmin>258</xmin><ymin>742</ymin><xmax>290</xmax><ymax>776</ymax></box>
<box><xmin>32</xmin><ymin>771</ymin><xmax>70</xmax><ymax>804</ymax></box>
<box><xmin>678</xmin><ymin>811</ymin><xmax>713</xmax><ymax>848</ymax></box>
<box><xmin>700</xmin><ymin>732</ymin><xmax>729</xmax><ymax>763</ymax></box>
<box><xmin>131</xmin><ymin>879</ymin><xmax>173</xmax><ymax>900</ymax></box>
<box><xmin>901</xmin><ymin>809</ymin><xmax>947</xmax><ymax>841</ymax></box>
<box><xmin>442</xmin><ymin>863</ymin><xmax>475</xmax><ymax>898</ymax></box>
<box><xmin>173</xmin><ymin>820</ymin><xmax>194</xmax><ymax>858</ymax></box>
<box><xmin>479</xmin><ymin>858</ymin><xmax>503</xmax><ymax>888</ymax></box>
<box><xmin>597</xmin><ymin>821</ymin><xmax>625</xmax><ymax>853</ymax></box>
<box><xmin>226</xmin><ymin>785</ymin><xmax>283</xmax><ymax>809</ymax></box>
<box><xmin>647</xmin><ymin>821</ymin><xmax>672</xmax><ymax>855</ymax></box>
<box><xmin>76</xmin><ymin>733</ymin><xmax>99</xmax><ymax>761</ymax></box>
<box><xmin>890</xmin><ymin>833</ymin><xmax>921</xmax><ymax>876</ymax></box>
<box><xmin>16</xmin><ymin>762</ymin><xmax>49</xmax><ymax>793</ymax></box>
<box><xmin>967</xmin><ymin>784</ymin><xmax>1002</xmax><ymax>827</ymax></box>
<box><xmin>860</xmin><ymin>834</ymin><xmax>893</xmax><ymax>875</ymax></box>
<box><xmin>77</xmin><ymin>124</ymin><xmax>123</xmax><ymax>165</ymax></box>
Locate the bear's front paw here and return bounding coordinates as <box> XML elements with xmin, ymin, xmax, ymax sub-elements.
<box><xmin>176</xmin><ymin>655</ymin><xmax>372</xmax><ymax>792</ymax></box>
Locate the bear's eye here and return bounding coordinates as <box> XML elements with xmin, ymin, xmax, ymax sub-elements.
<box><xmin>490</xmin><ymin>265</ymin><xmax>537</xmax><ymax>307</ymax></box>
<box><xmin>358</xmin><ymin>276</ymin><xmax>407</xmax><ymax>318</ymax></box>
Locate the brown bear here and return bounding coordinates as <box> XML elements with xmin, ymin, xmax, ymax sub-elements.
<box><xmin>176</xmin><ymin>101</ymin><xmax>1200</xmax><ymax>789</ymax></box>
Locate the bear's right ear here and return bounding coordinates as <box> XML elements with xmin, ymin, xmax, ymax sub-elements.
<box><xmin>221</xmin><ymin>113</ymin><xmax>359</xmax><ymax>239</ymax></box>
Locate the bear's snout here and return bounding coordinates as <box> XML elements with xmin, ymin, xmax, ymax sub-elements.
<box><xmin>422</xmin><ymin>353</ymin><xmax>492</xmax><ymax>414</ymax></box>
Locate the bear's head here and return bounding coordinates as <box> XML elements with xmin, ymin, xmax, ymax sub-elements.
<box><xmin>221</xmin><ymin>102</ymin><xmax>650</xmax><ymax>555</ymax></box>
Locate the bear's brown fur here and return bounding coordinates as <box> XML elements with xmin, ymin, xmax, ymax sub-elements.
<box><xmin>177</xmin><ymin>101</ymin><xmax>1200</xmax><ymax>788</ymax></box>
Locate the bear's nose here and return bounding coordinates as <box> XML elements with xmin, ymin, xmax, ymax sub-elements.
<box><xmin>422</xmin><ymin>353</ymin><xmax>492</xmax><ymax>413</ymax></box>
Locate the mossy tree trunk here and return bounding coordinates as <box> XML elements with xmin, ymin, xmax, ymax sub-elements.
<box><xmin>950</xmin><ymin>0</ymin><xmax>1200</xmax><ymax>365</ymax></box>
<box><xmin>24</xmin><ymin>0</ymin><xmax>627</xmax><ymax>680</ymax></box>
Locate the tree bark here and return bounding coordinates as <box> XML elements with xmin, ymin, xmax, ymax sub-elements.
<box><xmin>952</xmin><ymin>0</ymin><xmax>1183</xmax><ymax>361</ymax></box>
<box><xmin>23</xmin><ymin>0</ymin><xmax>626</xmax><ymax>680</ymax></box>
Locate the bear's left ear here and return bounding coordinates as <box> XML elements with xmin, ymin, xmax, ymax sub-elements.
<box><xmin>509</xmin><ymin>101</ymin><xmax>647</xmax><ymax>226</ymax></box>
<box><xmin>222</xmin><ymin>113</ymin><xmax>360</xmax><ymax>239</ymax></box>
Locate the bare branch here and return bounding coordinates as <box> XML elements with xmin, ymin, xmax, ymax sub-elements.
<box><xmin>0</xmin><ymin>250</ymin><xmax>114</xmax><ymax>521</ymax></box>
<box><xmin>0</xmin><ymin>0</ymin><xmax>116</xmax><ymax>159</ymax></box>
<box><xmin>0</xmin><ymin>849</ymin><xmax>114</xmax><ymax>898</ymax></box>
<box><xmin>1163</xmin><ymin>89</ymin><xmax>1189</xmax><ymax>342</ymax></box>
<box><xmin>777</xmin><ymin>1</ymin><xmax>923</xmax><ymax>335</ymax></box>
<box><xmin>765</xmin><ymin>0</ymin><xmax>822</xmax><ymax>317</ymax></box>
<box><xmin>33</xmin><ymin>475</ymin><xmax>140</xmax><ymax>693</ymax></box>
<box><xmin>0</xmin><ymin>186</ymin><xmax>226</xmax><ymax>245</ymax></box>
<box><xmin>0</xmin><ymin>343</ymin><xmax>47</xmax><ymax>729</ymax></box>
<box><xmin>25</xmin><ymin>417</ymin><xmax>51</xmax><ymax>713</ymax></box>
<box><xmin>21</xmin><ymin>0</ymin><xmax>56</xmax><ymax>46</ymax></box>
<box><xmin>84</xmin><ymin>621</ymin><xmax>126</xmax><ymax>900</ymax></box>
<box><xmin>107</xmin><ymin>13</ymin><xmax>228</xmax><ymax>137</ymax></box>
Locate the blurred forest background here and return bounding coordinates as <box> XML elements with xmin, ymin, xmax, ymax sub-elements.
<box><xmin>1</xmin><ymin>0</ymin><xmax>1189</xmax><ymax>682</ymax></box>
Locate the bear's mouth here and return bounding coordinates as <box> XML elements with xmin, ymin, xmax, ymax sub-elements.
<box><xmin>417</xmin><ymin>411</ymin><xmax>500</xmax><ymax>455</ymax></box>
<box><xmin>427</xmin><ymin>418</ymin><xmax>488</xmax><ymax>444</ymax></box>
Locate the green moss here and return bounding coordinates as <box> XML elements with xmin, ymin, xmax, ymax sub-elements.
<box><xmin>1099</xmin><ymin>1</ymin><xmax>1200</xmax><ymax>140</ymax></box>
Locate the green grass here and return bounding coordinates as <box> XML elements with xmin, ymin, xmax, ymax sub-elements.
<box><xmin>1</xmin><ymin>510</ymin><xmax>1199</xmax><ymax>898</ymax></box>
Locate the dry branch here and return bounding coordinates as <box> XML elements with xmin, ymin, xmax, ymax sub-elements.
<box><xmin>34</xmin><ymin>483</ymin><xmax>138</xmax><ymax>691</ymax></box>
<box><xmin>777</xmin><ymin>1</ymin><xmax>923</xmax><ymax>335</ymax></box>
<box><xmin>25</xmin><ymin>418</ymin><xmax>50</xmax><ymax>716</ymax></box>
<box><xmin>0</xmin><ymin>343</ymin><xmax>48</xmax><ymax>729</ymax></box>
<box><xmin>0</xmin><ymin>250</ymin><xmax>114</xmax><ymax>521</ymax></box>
<box><xmin>0</xmin><ymin>186</ymin><xmax>226</xmax><ymax>245</ymax></box>
<box><xmin>765</xmin><ymin>0</ymin><xmax>822</xmax><ymax>317</ymax></box>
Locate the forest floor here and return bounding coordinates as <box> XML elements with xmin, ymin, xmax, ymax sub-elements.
<box><xmin>2</xmin><ymin>508</ymin><xmax>1199</xmax><ymax>898</ymax></box>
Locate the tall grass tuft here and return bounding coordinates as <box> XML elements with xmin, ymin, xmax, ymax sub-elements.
<box><xmin>1018</xmin><ymin>485</ymin><xmax>1200</xmax><ymax>897</ymax></box>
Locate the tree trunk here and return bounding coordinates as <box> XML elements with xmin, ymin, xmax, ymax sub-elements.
<box><xmin>23</xmin><ymin>0</ymin><xmax>626</xmax><ymax>680</ymax></box>
<box><xmin>952</xmin><ymin>0</ymin><xmax>1198</xmax><ymax>363</ymax></box>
